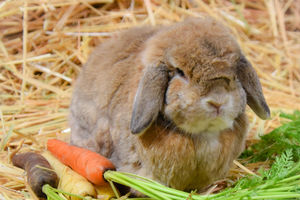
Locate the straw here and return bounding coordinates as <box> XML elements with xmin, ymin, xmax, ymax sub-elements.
<box><xmin>0</xmin><ymin>0</ymin><xmax>299</xmax><ymax>199</ymax></box>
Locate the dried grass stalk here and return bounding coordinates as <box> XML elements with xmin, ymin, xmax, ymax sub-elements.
<box><xmin>0</xmin><ymin>0</ymin><xmax>299</xmax><ymax>199</ymax></box>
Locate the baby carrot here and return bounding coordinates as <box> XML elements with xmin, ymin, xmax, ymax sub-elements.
<box><xmin>47</xmin><ymin>139</ymin><xmax>115</xmax><ymax>186</ymax></box>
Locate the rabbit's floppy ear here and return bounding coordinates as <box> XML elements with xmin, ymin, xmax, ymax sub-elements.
<box><xmin>237</xmin><ymin>56</ymin><xmax>270</xmax><ymax>119</ymax></box>
<box><xmin>131</xmin><ymin>64</ymin><xmax>169</xmax><ymax>134</ymax></box>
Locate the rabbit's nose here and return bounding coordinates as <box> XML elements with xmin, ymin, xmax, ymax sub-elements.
<box><xmin>207</xmin><ymin>100</ymin><xmax>222</xmax><ymax>113</ymax></box>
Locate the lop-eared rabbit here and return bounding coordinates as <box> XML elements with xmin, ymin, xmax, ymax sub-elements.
<box><xmin>70</xmin><ymin>17</ymin><xmax>270</xmax><ymax>193</ymax></box>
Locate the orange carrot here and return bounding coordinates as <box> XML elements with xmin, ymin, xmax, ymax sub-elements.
<box><xmin>47</xmin><ymin>139</ymin><xmax>115</xmax><ymax>186</ymax></box>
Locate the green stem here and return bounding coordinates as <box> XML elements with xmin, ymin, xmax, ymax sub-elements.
<box><xmin>126</xmin><ymin>198</ymin><xmax>155</xmax><ymax>200</ymax></box>
<box><xmin>256</xmin><ymin>191</ymin><xmax>300</xmax><ymax>196</ymax></box>
<box><xmin>105</xmin><ymin>171</ymin><xmax>209</xmax><ymax>200</ymax></box>
<box><xmin>104</xmin><ymin>171</ymin><xmax>172</xmax><ymax>200</ymax></box>
<box><xmin>108</xmin><ymin>180</ymin><xmax>120</xmax><ymax>199</ymax></box>
<box><xmin>251</xmin><ymin>194</ymin><xmax>300</xmax><ymax>199</ymax></box>
<box><xmin>276</xmin><ymin>174</ymin><xmax>300</xmax><ymax>184</ymax></box>
<box><xmin>117</xmin><ymin>172</ymin><xmax>190</xmax><ymax>198</ymax></box>
<box><xmin>42</xmin><ymin>184</ymin><xmax>65</xmax><ymax>200</ymax></box>
<box><xmin>42</xmin><ymin>184</ymin><xmax>88</xmax><ymax>200</ymax></box>
<box><xmin>262</xmin><ymin>186</ymin><xmax>300</xmax><ymax>192</ymax></box>
<box><xmin>120</xmin><ymin>172</ymin><xmax>166</xmax><ymax>186</ymax></box>
<box><xmin>208</xmin><ymin>188</ymin><xmax>241</xmax><ymax>198</ymax></box>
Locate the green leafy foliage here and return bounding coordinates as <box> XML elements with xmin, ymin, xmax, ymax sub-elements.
<box><xmin>263</xmin><ymin>149</ymin><xmax>294</xmax><ymax>180</ymax></box>
<box><xmin>105</xmin><ymin>150</ymin><xmax>300</xmax><ymax>200</ymax></box>
<box><xmin>234</xmin><ymin>149</ymin><xmax>297</xmax><ymax>188</ymax></box>
<box><xmin>242</xmin><ymin>110</ymin><xmax>300</xmax><ymax>162</ymax></box>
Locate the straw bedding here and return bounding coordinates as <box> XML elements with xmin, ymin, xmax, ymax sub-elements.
<box><xmin>0</xmin><ymin>0</ymin><xmax>299</xmax><ymax>199</ymax></box>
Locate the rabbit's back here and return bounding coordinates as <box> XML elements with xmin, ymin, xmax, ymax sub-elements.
<box><xmin>69</xmin><ymin>27</ymin><xmax>159</xmax><ymax>156</ymax></box>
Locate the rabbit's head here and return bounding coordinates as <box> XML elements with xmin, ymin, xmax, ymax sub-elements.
<box><xmin>131</xmin><ymin>17</ymin><xmax>270</xmax><ymax>135</ymax></box>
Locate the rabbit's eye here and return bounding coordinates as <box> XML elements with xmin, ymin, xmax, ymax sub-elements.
<box><xmin>212</xmin><ymin>77</ymin><xmax>231</xmax><ymax>85</ymax></box>
<box><xmin>175</xmin><ymin>68</ymin><xmax>186</xmax><ymax>78</ymax></box>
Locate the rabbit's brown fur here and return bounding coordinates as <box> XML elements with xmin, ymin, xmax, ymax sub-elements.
<box><xmin>70</xmin><ymin>17</ymin><xmax>269</xmax><ymax>193</ymax></box>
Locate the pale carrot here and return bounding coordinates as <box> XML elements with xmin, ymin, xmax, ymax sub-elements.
<box><xmin>47</xmin><ymin>139</ymin><xmax>115</xmax><ymax>186</ymax></box>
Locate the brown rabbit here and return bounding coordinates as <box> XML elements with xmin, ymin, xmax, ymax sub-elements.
<box><xmin>69</xmin><ymin>17</ymin><xmax>270</xmax><ymax>193</ymax></box>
